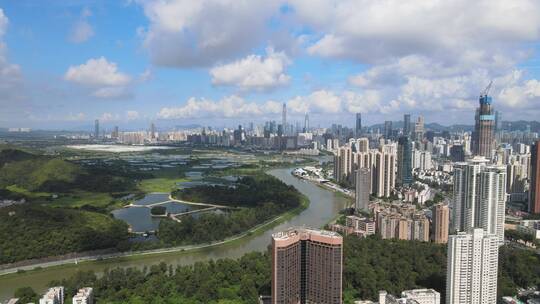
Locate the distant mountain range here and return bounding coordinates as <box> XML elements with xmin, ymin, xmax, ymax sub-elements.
<box><xmin>369</xmin><ymin>120</ymin><xmax>540</xmax><ymax>133</ymax></box>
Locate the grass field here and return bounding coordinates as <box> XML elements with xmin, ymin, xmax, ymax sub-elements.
<box><xmin>47</xmin><ymin>191</ymin><xmax>114</xmax><ymax>208</ymax></box>
<box><xmin>138</xmin><ymin>178</ymin><xmax>188</xmax><ymax>193</ymax></box>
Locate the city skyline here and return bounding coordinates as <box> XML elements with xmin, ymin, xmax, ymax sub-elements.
<box><xmin>1</xmin><ymin>1</ymin><xmax>540</xmax><ymax>129</ymax></box>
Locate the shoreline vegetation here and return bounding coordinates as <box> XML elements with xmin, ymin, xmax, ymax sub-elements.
<box><xmin>0</xmin><ymin>193</ymin><xmax>310</xmax><ymax>277</ymax></box>
<box><xmin>0</xmin><ymin>145</ymin><xmax>310</xmax><ymax>273</ymax></box>
<box><xmin>10</xmin><ymin>237</ymin><xmax>539</xmax><ymax>304</ymax></box>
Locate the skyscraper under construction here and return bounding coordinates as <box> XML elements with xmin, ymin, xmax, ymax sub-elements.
<box><xmin>472</xmin><ymin>88</ymin><xmax>496</xmax><ymax>158</ymax></box>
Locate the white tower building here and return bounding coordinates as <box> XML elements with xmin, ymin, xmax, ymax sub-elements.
<box><xmin>446</xmin><ymin>229</ymin><xmax>499</xmax><ymax>304</ymax></box>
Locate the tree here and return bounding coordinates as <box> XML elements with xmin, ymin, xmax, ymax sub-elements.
<box><xmin>14</xmin><ymin>287</ymin><xmax>38</xmax><ymax>303</ymax></box>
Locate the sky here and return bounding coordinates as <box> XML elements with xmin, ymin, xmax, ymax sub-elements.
<box><xmin>1</xmin><ymin>0</ymin><xmax>540</xmax><ymax>130</ymax></box>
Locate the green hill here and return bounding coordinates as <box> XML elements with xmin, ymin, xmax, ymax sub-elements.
<box><xmin>0</xmin><ymin>148</ymin><xmax>137</xmax><ymax>197</ymax></box>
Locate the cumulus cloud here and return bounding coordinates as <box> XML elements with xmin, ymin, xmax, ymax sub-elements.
<box><xmin>289</xmin><ymin>90</ymin><xmax>342</xmax><ymax>114</ymax></box>
<box><xmin>0</xmin><ymin>8</ymin><xmax>24</xmax><ymax>106</ymax></box>
<box><xmin>157</xmin><ymin>90</ymin><xmax>401</xmax><ymax>120</ymax></box>
<box><xmin>289</xmin><ymin>0</ymin><xmax>540</xmax><ymax>119</ymax></box>
<box><xmin>100</xmin><ymin>112</ymin><xmax>120</xmax><ymax>122</ymax></box>
<box><xmin>65</xmin><ymin>112</ymin><xmax>86</xmax><ymax>121</ymax></box>
<box><xmin>292</xmin><ymin>0</ymin><xmax>540</xmax><ymax>65</ymax></box>
<box><xmin>210</xmin><ymin>48</ymin><xmax>291</xmax><ymax>91</ymax></box>
<box><xmin>64</xmin><ymin>57</ymin><xmax>132</xmax><ymax>99</ymax></box>
<box><xmin>69</xmin><ymin>8</ymin><xmax>94</xmax><ymax>43</ymax></box>
<box><xmin>157</xmin><ymin>95</ymin><xmax>282</xmax><ymax>119</ymax></box>
<box><xmin>65</xmin><ymin>57</ymin><xmax>130</xmax><ymax>86</ymax></box>
<box><xmin>126</xmin><ymin>110</ymin><xmax>140</xmax><ymax>120</ymax></box>
<box><xmin>136</xmin><ymin>0</ymin><xmax>281</xmax><ymax>67</ymax></box>
<box><xmin>498</xmin><ymin>74</ymin><xmax>540</xmax><ymax>110</ymax></box>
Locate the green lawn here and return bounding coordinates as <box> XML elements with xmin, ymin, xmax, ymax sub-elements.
<box><xmin>6</xmin><ymin>185</ymin><xmax>51</xmax><ymax>199</ymax></box>
<box><xmin>138</xmin><ymin>177</ymin><xmax>188</xmax><ymax>193</ymax></box>
<box><xmin>48</xmin><ymin>191</ymin><xmax>114</xmax><ymax>208</ymax></box>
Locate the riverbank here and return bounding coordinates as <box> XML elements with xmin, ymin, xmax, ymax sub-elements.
<box><xmin>0</xmin><ymin>168</ymin><xmax>348</xmax><ymax>302</ymax></box>
<box><xmin>0</xmin><ymin>193</ymin><xmax>310</xmax><ymax>277</ymax></box>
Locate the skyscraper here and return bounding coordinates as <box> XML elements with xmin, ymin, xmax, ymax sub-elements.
<box><xmin>452</xmin><ymin>158</ymin><xmax>506</xmax><ymax>243</ymax></box>
<box><xmin>397</xmin><ymin>136</ymin><xmax>413</xmax><ymax>187</ymax></box>
<box><xmin>355</xmin><ymin>168</ymin><xmax>371</xmax><ymax>212</ymax></box>
<box><xmin>271</xmin><ymin>228</ymin><xmax>342</xmax><ymax>304</ymax></box>
<box><xmin>304</xmin><ymin>113</ymin><xmax>310</xmax><ymax>133</ymax></box>
<box><xmin>530</xmin><ymin>140</ymin><xmax>540</xmax><ymax>214</ymax></box>
<box><xmin>372</xmin><ymin>145</ymin><xmax>396</xmax><ymax>198</ymax></box>
<box><xmin>414</xmin><ymin>116</ymin><xmax>424</xmax><ymax>140</ymax></box>
<box><xmin>282</xmin><ymin>103</ymin><xmax>287</xmax><ymax>135</ymax></box>
<box><xmin>403</xmin><ymin>114</ymin><xmax>411</xmax><ymax>137</ymax></box>
<box><xmin>472</xmin><ymin>93</ymin><xmax>495</xmax><ymax>157</ymax></box>
<box><xmin>446</xmin><ymin>229</ymin><xmax>499</xmax><ymax>304</ymax></box>
<box><xmin>355</xmin><ymin>113</ymin><xmax>362</xmax><ymax>137</ymax></box>
<box><xmin>94</xmin><ymin>119</ymin><xmax>99</xmax><ymax>139</ymax></box>
<box><xmin>150</xmin><ymin>122</ymin><xmax>156</xmax><ymax>139</ymax></box>
<box><xmin>432</xmin><ymin>203</ymin><xmax>449</xmax><ymax>244</ymax></box>
<box><xmin>384</xmin><ymin>120</ymin><xmax>393</xmax><ymax>139</ymax></box>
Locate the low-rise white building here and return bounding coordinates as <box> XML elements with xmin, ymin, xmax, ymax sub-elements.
<box><xmin>355</xmin><ymin>289</ymin><xmax>440</xmax><ymax>304</ymax></box>
<box><xmin>72</xmin><ymin>287</ymin><xmax>93</xmax><ymax>304</ymax></box>
<box><xmin>39</xmin><ymin>287</ymin><xmax>64</xmax><ymax>304</ymax></box>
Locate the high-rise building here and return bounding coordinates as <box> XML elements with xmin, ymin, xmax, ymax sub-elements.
<box><xmin>150</xmin><ymin>122</ymin><xmax>156</xmax><ymax>139</ymax></box>
<box><xmin>384</xmin><ymin>120</ymin><xmax>393</xmax><ymax>139</ymax></box>
<box><xmin>432</xmin><ymin>203</ymin><xmax>449</xmax><ymax>244</ymax></box>
<box><xmin>531</xmin><ymin>140</ymin><xmax>540</xmax><ymax>214</ymax></box>
<box><xmin>414</xmin><ymin>116</ymin><xmax>425</xmax><ymax>140</ymax></box>
<box><xmin>452</xmin><ymin>158</ymin><xmax>506</xmax><ymax>243</ymax></box>
<box><xmin>472</xmin><ymin>93</ymin><xmax>495</xmax><ymax>157</ymax></box>
<box><xmin>397</xmin><ymin>136</ymin><xmax>413</xmax><ymax>187</ymax></box>
<box><xmin>304</xmin><ymin>113</ymin><xmax>310</xmax><ymax>133</ymax></box>
<box><xmin>39</xmin><ymin>287</ymin><xmax>64</xmax><ymax>304</ymax></box>
<box><xmin>271</xmin><ymin>228</ymin><xmax>342</xmax><ymax>304</ymax></box>
<box><xmin>446</xmin><ymin>229</ymin><xmax>499</xmax><ymax>304</ymax></box>
<box><xmin>356</xmin><ymin>113</ymin><xmax>362</xmax><ymax>136</ymax></box>
<box><xmin>334</xmin><ymin>146</ymin><xmax>353</xmax><ymax>183</ymax></box>
<box><xmin>94</xmin><ymin>119</ymin><xmax>99</xmax><ymax>139</ymax></box>
<box><xmin>112</xmin><ymin>126</ymin><xmax>119</xmax><ymax>139</ymax></box>
<box><xmin>355</xmin><ymin>168</ymin><xmax>371</xmax><ymax>212</ymax></box>
<box><xmin>282</xmin><ymin>103</ymin><xmax>287</xmax><ymax>135</ymax></box>
<box><xmin>371</xmin><ymin>147</ymin><xmax>396</xmax><ymax>198</ymax></box>
<box><xmin>403</xmin><ymin>114</ymin><xmax>411</xmax><ymax>137</ymax></box>
<box><xmin>355</xmin><ymin>138</ymin><xmax>369</xmax><ymax>153</ymax></box>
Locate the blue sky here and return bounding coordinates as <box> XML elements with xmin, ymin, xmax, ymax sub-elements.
<box><xmin>1</xmin><ymin>0</ymin><xmax>540</xmax><ymax>130</ymax></box>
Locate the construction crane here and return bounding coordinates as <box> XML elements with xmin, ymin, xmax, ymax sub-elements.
<box><xmin>481</xmin><ymin>80</ymin><xmax>493</xmax><ymax>96</ymax></box>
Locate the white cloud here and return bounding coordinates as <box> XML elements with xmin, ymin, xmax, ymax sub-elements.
<box><xmin>293</xmin><ymin>0</ymin><xmax>540</xmax><ymax>65</ymax></box>
<box><xmin>289</xmin><ymin>90</ymin><xmax>342</xmax><ymax>114</ymax></box>
<box><xmin>100</xmin><ymin>112</ymin><xmax>120</xmax><ymax>122</ymax></box>
<box><xmin>65</xmin><ymin>57</ymin><xmax>130</xmax><ymax>86</ymax></box>
<box><xmin>210</xmin><ymin>48</ymin><xmax>291</xmax><ymax>91</ymax></box>
<box><xmin>69</xmin><ymin>8</ymin><xmax>94</xmax><ymax>43</ymax></box>
<box><xmin>126</xmin><ymin>110</ymin><xmax>140</xmax><ymax>120</ymax></box>
<box><xmin>0</xmin><ymin>8</ymin><xmax>7</xmax><ymax>37</ymax></box>
<box><xmin>0</xmin><ymin>8</ymin><xmax>24</xmax><ymax>106</ymax></box>
<box><xmin>93</xmin><ymin>86</ymin><xmax>132</xmax><ymax>99</ymax></box>
<box><xmin>157</xmin><ymin>95</ymin><xmax>281</xmax><ymax>119</ymax></box>
<box><xmin>66</xmin><ymin>112</ymin><xmax>86</xmax><ymax>121</ymax></box>
<box><xmin>498</xmin><ymin>75</ymin><xmax>540</xmax><ymax>110</ymax></box>
<box><xmin>136</xmin><ymin>0</ymin><xmax>281</xmax><ymax>67</ymax></box>
<box><xmin>64</xmin><ymin>57</ymin><xmax>133</xmax><ymax>99</ymax></box>
<box><xmin>70</xmin><ymin>21</ymin><xmax>94</xmax><ymax>43</ymax></box>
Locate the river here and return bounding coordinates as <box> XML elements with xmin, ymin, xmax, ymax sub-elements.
<box><xmin>0</xmin><ymin>167</ymin><xmax>350</xmax><ymax>301</ymax></box>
